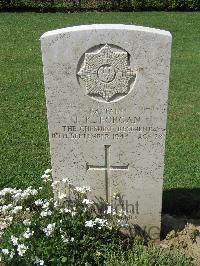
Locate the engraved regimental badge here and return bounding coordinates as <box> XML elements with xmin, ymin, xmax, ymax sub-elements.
<box><xmin>77</xmin><ymin>44</ymin><xmax>136</xmax><ymax>102</ymax></box>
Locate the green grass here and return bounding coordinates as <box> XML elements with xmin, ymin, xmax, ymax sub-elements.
<box><xmin>105</xmin><ymin>243</ymin><xmax>192</xmax><ymax>266</ymax></box>
<box><xmin>0</xmin><ymin>12</ymin><xmax>200</xmax><ymax>214</ymax></box>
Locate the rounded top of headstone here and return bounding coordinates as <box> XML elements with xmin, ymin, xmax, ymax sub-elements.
<box><xmin>40</xmin><ymin>24</ymin><xmax>172</xmax><ymax>41</ymax></box>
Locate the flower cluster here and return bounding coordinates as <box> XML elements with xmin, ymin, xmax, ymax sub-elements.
<box><xmin>43</xmin><ymin>223</ymin><xmax>56</xmax><ymax>237</ymax></box>
<box><xmin>74</xmin><ymin>186</ymin><xmax>91</xmax><ymax>194</ymax></box>
<box><xmin>0</xmin><ymin>186</ymin><xmax>38</xmax><ymax>205</ymax></box>
<box><xmin>61</xmin><ymin>235</ymin><xmax>75</xmax><ymax>244</ymax></box>
<box><xmin>34</xmin><ymin>256</ymin><xmax>45</xmax><ymax>265</ymax></box>
<box><xmin>82</xmin><ymin>198</ymin><xmax>93</xmax><ymax>205</ymax></box>
<box><xmin>41</xmin><ymin>169</ymin><xmax>52</xmax><ymax>182</ymax></box>
<box><xmin>1</xmin><ymin>236</ymin><xmax>29</xmax><ymax>258</ymax></box>
<box><xmin>0</xmin><ymin>169</ymin><xmax>130</xmax><ymax>265</ymax></box>
<box><xmin>85</xmin><ymin>218</ymin><xmax>108</xmax><ymax>229</ymax></box>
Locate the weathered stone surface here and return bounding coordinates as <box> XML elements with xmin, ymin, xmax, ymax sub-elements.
<box><xmin>41</xmin><ymin>24</ymin><xmax>172</xmax><ymax>238</ymax></box>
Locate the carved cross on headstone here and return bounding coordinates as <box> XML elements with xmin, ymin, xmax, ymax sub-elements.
<box><xmin>86</xmin><ymin>145</ymin><xmax>129</xmax><ymax>202</ymax></box>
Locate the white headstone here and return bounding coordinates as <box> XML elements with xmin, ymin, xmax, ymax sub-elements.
<box><xmin>41</xmin><ymin>24</ymin><xmax>172</xmax><ymax>239</ymax></box>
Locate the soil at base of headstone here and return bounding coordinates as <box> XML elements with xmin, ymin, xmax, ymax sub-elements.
<box><xmin>160</xmin><ymin>214</ymin><xmax>200</xmax><ymax>266</ymax></box>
